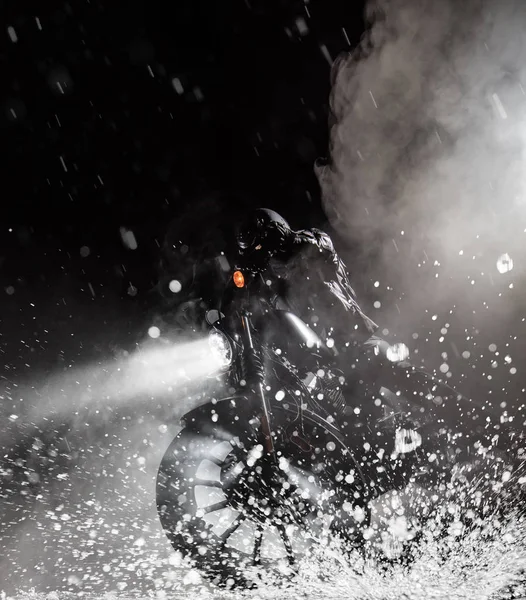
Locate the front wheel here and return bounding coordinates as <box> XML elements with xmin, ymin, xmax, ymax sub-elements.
<box><xmin>156</xmin><ymin>397</ymin><xmax>371</xmax><ymax>588</ymax></box>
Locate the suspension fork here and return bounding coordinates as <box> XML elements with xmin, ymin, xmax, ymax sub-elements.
<box><xmin>240</xmin><ymin>311</ymin><xmax>276</xmax><ymax>460</ymax></box>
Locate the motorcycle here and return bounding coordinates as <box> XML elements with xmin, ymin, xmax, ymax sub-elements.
<box><xmin>156</xmin><ymin>266</ymin><xmax>526</xmax><ymax>588</ymax></box>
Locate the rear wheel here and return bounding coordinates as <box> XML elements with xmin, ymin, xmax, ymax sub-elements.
<box><xmin>156</xmin><ymin>398</ymin><xmax>369</xmax><ymax>588</ymax></box>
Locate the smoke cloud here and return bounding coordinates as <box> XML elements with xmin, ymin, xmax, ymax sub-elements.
<box><xmin>319</xmin><ymin>0</ymin><xmax>526</xmax><ymax>314</ymax></box>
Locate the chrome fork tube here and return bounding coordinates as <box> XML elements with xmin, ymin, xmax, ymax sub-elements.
<box><xmin>241</xmin><ymin>313</ymin><xmax>276</xmax><ymax>458</ymax></box>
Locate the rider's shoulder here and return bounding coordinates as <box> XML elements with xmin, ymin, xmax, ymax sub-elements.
<box><xmin>294</xmin><ymin>228</ymin><xmax>336</xmax><ymax>254</ymax></box>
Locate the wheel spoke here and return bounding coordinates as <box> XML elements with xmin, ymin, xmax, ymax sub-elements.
<box><xmin>195</xmin><ymin>479</ymin><xmax>223</xmax><ymax>489</ymax></box>
<box><xmin>202</xmin><ymin>500</ymin><xmax>229</xmax><ymax>514</ymax></box>
<box><xmin>253</xmin><ymin>524</ymin><xmax>263</xmax><ymax>566</ymax></box>
<box><xmin>220</xmin><ymin>513</ymin><xmax>246</xmax><ymax>542</ymax></box>
<box><xmin>206</xmin><ymin>455</ymin><xmax>224</xmax><ymax>466</ymax></box>
<box><xmin>276</xmin><ymin>523</ymin><xmax>295</xmax><ymax>565</ymax></box>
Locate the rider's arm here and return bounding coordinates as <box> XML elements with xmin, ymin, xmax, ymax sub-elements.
<box><xmin>291</xmin><ymin>228</ymin><xmax>379</xmax><ymax>337</ymax></box>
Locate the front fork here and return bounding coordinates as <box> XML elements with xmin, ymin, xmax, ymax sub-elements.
<box><xmin>240</xmin><ymin>312</ymin><xmax>276</xmax><ymax>460</ymax></box>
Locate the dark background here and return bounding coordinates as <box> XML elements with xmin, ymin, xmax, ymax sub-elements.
<box><xmin>1</xmin><ymin>0</ymin><xmax>526</xmax><ymax>596</ymax></box>
<box><xmin>0</xmin><ymin>0</ymin><xmax>369</xmax><ymax>373</ymax></box>
<box><xmin>2</xmin><ymin>0</ymin><xmax>365</xmax><ymax>289</ymax></box>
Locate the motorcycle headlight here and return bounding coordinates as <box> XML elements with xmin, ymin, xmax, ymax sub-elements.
<box><xmin>208</xmin><ymin>329</ymin><xmax>233</xmax><ymax>368</ymax></box>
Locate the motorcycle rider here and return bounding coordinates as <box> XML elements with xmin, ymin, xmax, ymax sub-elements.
<box><xmin>234</xmin><ymin>208</ymin><xmax>450</xmax><ymax>425</ymax></box>
<box><xmin>236</xmin><ymin>209</ymin><xmax>378</xmax><ymax>344</ymax></box>
<box><xmin>235</xmin><ymin>208</ymin><xmax>393</xmax><ymax>412</ymax></box>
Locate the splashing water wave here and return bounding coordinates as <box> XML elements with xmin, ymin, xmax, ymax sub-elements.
<box><xmin>7</xmin><ymin>513</ymin><xmax>526</xmax><ymax>600</ymax></box>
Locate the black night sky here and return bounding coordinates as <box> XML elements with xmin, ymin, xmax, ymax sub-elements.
<box><xmin>1</xmin><ymin>0</ymin><xmax>367</xmax><ymax>366</ymax></box>
<box><xmin>2</xmin><ymin>0</ymin><xmax>364</xmax><ymax>274</ymax></box>
<box><xmin>2</xmin><ymin>0</ymin><xmax>526</xmax><ymax>596</ymax></box>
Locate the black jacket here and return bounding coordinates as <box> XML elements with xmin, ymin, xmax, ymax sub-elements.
<box><xmin>263</xmin><ymin>227</ymin><xmax>378</xmax><ymax>346</ymax></box>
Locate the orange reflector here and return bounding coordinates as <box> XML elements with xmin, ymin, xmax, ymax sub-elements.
<box><xmin>233</xmin><ymin>270</ymin><xmax>245</xmax><ymax>288</ymax></box>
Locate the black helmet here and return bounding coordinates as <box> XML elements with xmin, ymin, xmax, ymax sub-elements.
<box><xmin>236</xmin><ymin>208</ymin><xmax>292</xmax><ymax>271</ymax></box>
<box><xmin>237</xmin><ymin>208</ymin><xmax>290</xmax><ymax>251</ymax></box>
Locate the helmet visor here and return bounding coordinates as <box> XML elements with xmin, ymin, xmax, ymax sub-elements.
<box><xmin>236</xmin><ymin>224</ymin><xmax>262</xmax><ymax>253</ymax></box>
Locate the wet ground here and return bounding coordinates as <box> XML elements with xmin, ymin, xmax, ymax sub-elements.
<box><xmin>1</xmin><ymin>351</ymin><xmax>526</xmax><ymax>600</ymax></box>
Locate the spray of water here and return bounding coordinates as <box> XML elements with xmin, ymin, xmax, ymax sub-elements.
<box><xmin>305</xmin><ymin>0</ymin><xmax>526</xmax><ymax>596</ymax></box>
<box><xmin>0</xmin><ymin>332</ymin><xmax>227</xmax><ymax>596</ymax></box>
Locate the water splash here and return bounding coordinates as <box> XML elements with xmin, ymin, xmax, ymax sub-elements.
<box><xmin>497</xmin><ymin>254</ymin><xmax>514</xmax><ymax>274</ymax></box>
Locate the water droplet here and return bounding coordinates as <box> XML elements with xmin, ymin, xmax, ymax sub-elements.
<box><xmin>171</xmin><ymin>77</ymin><xmax>184</xmax><ymax>94</ymax></box>
<box><xmin>7</xmin><ymin>26</ymin><xmax>18</xmax><ymax>43</ymax></box>
<box><xmin>497</xmin><ymin>253</ymin><xmax>513</xmax><ymax>274</ymax></box>
<box><xmin>169</xmin><ymin>279</ymin><xmax>182</xmax><ymax>293</ymax></box>
<box><xmin>120</xmin><ymin>227</ymin><xmax>138</xmax><ymax>250</ymax></box>
<box><xmin>295</xmin><ymin>17</ymin><xmax>309</xmax><ymax>36</ymax></box>
<box><xmin>386</xmin><ymin>343</ymin><xmax>410</xmax><ymax>362</ymax></box>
